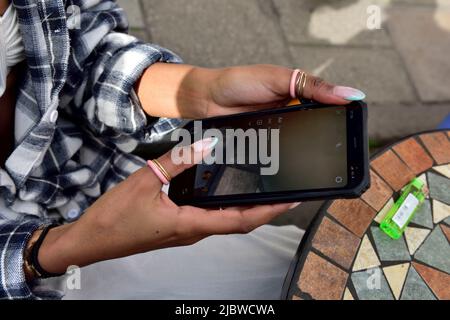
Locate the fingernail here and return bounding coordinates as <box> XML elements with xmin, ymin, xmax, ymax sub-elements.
<box><xmin>289</xmin><ymin>202</ymin><xmax>301</xmax><ymax>210</ymax></box>
<box><xmin>333</xmin><ymin>86</ymin><xmax>366</xmax><ymax>101</ymax></box>
<box><xmin>192</xmin><ymin>137</ymin><xmax>219</xmax><ymax>153</ymax></box>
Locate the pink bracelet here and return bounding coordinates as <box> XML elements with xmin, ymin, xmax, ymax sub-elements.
<box><xmin>147</xmin><ymin>160</ymin><xmax>170</xmax><ymax>185</ymax></box>
<box><xmin>290</xmin><ymin>69</ymin><xmax>301</xmax><ymax>99</ymax></box>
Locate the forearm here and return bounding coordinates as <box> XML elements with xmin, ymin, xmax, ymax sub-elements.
<box><xmin>135</xmin><ymin>63</ymin><xmax>220</xmax><ymax>119</ymax></box>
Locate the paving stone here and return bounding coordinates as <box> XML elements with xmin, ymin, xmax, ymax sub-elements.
<box><xmin>351</xmin><ymin>267</ymin><xmax>393</xmax><ymax>300</ymax></box>
<box><xmin>371</xmin><ymin>150</ymin><xmax>415</xmax><ymax>191</ymax></box>
<box><xmin>383</xmin><ymin>263</ymin><xmax>410</xmax><ymax>300</ymax></box>
<box><xmin>441</xmin><ymin>224</ymin><xmax>450</xmax><ymax>242</ymax></box>
<box><xmin>127</xmin><ymin>28</ymin><xmax>150</xmax><ymax>42</ymax></box>
<box><xmin>352</xmin><ymin>235</ymin><xmax>381</xmax><ymax>272</ymax></box>
<box><xmin>420</xmin><ymin>132</ymin><xmax>450</xmax><ymax>165</ymax></box>
<box><xmin>312</xmin><ymin>217</ymin><xmax>361</xmax><ymax>270</ymax></box>
<box><xmin>371</xmin><ymin>227</ymin><xmax>411</xmax><ymax>262</ymax></box>
<box><xmin>393</xmin><ymin>138</ymin><xmax>434</xmax><ymax>175</ymax></box>
<box><xmin>433</xmin><ymin>164</ymin><xmax>450</xmax><ymax>179</ymax></box>
<box><xmin>298</xmin><ymin>252</ymin><xmax>348</xmax><ymax>300</ymax></box>
<box><xmin>327</xmin><ymin>199</ymin><xmax>377</xmax><ymax>237</ymax></box>
<box><xmin>404</xmin><ymin>227</ymin><xmax>430</xmax><ymax>255</ymax></box>
<box><xmin>445</xmin><ymin>217</ymin><xmax>450</xmax><ymax>226</ymax></box>
<box><xmin>142</xmin><ymin>0</ymin><xmax>292</xmax><ymax>67</ymax></box>
<box><xmin>387</xmin><ymin>6</ymin><xmax>450</xmax><ymax>102</ymax></box>
<box><xmin>374</xmin><ymin>198</ymin><xmax>394</xmax><ymax>224</ymax></box>
<box><xmin>273</xmin><ymin>0</ymin><xmax>392</xmax><ymax>47</ymax></box>
<box><xmin>433</xmin><ymin>200</ymin><xmax>450</xmax><ymax>224</ymax></box>
<box><xmin>288</xmin><ymin>46</ymin><xmax>416</xmax><ymax>104</ymax></box>
<box><xmin>411</xmin><ymin>200</ymin><xmax>433</xmax><ymax>229</ymax></box>
<box><xmin>400</xmin><ymin>265</ymin><xmax>436</xmax><ymax>300</ymax></box>
<box><xmin>428</xmin><ymin>172</ymin><xmax>450</xmax><ymax>205</ymax></box>
<box><xmin>413</xmin><ymin>262</ymin><xmax>450</xmax><ymax>300</ymax></box>
<box><xmin>414</xmin><ymin>227</ymin><xmax>450</xmax><ymax>274</ymax></box>
<box><xmin>368</xmin><ymin>103</ymin><xmax>450</xmax><ymax>142</ymax></box>
<box><xmin>117</xmin><ymin>0</ymin><xmax>145</xmax><ymax>28</ymax></box>
<box><xmin>361</xmin><ymin>170</ymin><xmax>393</xmax><ymax>212</ymax></box>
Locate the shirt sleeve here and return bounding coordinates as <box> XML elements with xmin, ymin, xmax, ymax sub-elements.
<box><xmin>62</xmin><ymin>0</ymin><xmax>183</xmax><ymax>152</ymax></box>
<box><xmin>0</xmin><ymin>218</ymin><xmax>43</xmax><ymax>300</ymax></box>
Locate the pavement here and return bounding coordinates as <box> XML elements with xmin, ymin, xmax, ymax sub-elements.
<box><xmin>118</xmin><ymin>0</ymin><xmax>450</xmax><ymax>229</ymax></box>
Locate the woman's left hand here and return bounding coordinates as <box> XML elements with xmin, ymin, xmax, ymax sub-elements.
<box><xmin>136</xmin><ymin>63</ymin><xmax>365</xmax><ymax>120</ymax></box>
<box><xmin>205</xmin><ymin>64</ymin><xmax>365</xmax><ymax>117</ymax></box>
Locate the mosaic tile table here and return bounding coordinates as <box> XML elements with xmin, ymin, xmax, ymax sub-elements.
<box><xmin>283</xmin><ymin>130</ymin><xmax>450</xmax><ymax>300</ymax></box>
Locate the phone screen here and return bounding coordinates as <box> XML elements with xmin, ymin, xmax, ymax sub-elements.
<box><xmin>189</xmin><ymin>105</ymin><xmax>348</xmax><ymax>197</ymax></box>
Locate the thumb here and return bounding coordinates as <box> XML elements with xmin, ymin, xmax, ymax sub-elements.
<box><xmin>301</xmin><ymin>74</ymin><xmax>366</xmax><ymax>105</ymax></box>
<box><xmin>153</xmin><ymin>137</ymin><xmax>219</xmax><ymax>180</ymax></box>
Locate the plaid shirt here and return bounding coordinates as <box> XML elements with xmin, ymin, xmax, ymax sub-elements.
<box><xmin>0</xmin><ymin>0</ymin><xmax>182</xmax><ymax>299</ymax></box>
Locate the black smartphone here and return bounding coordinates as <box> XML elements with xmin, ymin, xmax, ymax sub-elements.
<box><xmin>169</xmin><ymin>101</ymin><xmax>370</xmax><ymax>207</ymax></box>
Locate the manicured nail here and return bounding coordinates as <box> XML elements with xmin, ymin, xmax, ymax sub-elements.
<box><xmin>333</xmin><ymin>86</ymin><xmax>366</xmax><ymax>101</ymax></box>
<box><xmin>289</xmin><ymin>202</ymin><xmax>302</xmax><ymax>210</ymax></box>
<box><xmin>193</xmin><ymin>137</ymin><xmax>219</xmax><ymax>153</ymax></box>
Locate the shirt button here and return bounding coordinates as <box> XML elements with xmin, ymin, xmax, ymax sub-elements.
<box><xmin>50</xmin><ymin>110</ymin><xmax>59</xmax><ymax>123</ymax></box>
<box><xmin>67</xmin><ymin>209</ymin><xmax>80</xmax><ymax>219</ymax></box>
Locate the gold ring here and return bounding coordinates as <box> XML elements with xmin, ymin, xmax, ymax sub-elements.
<box><xmin>152</xmin><ymin>159</ymin><xmax>172</xmax><ymax>182</ymax></box>
<box><xmin>296</xmin><ymin>71</ymin><xmax>307</xmax><ymax>98</ymax></box>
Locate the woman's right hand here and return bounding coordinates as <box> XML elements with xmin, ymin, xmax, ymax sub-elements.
<box><xmin>36</xmin><ymin>138</ymin><xmax>299</xmax><ymax>275</ymax></box>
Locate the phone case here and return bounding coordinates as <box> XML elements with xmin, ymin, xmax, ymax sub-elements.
<box><xmin>170</xmin><ymin>101</ymin><xmax>371</xmax><ymax>207</ymax></box>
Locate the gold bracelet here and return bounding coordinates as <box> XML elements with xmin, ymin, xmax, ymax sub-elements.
<box><xmin>23</xmin><ymin>227</ymin><xmax>45</xmax><ymax>281</ymax></box>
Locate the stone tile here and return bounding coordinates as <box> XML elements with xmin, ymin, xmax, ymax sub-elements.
<box><xmin>420</xmin><ymin>132</ymin><xmax>450</xmax><ymax>165</ymax></box>
<box><xmin>274</xmin><ymin>0</ymin><xmax>393</xmax><ymax>47</ymax></box>
<box><xmin>413</xmin><ymin>262</ymin><xmax>450</xmax><ymax>300</ymax></box>
<box><xmin>289</xmin><ymin>46</ymin><xmax>415</xmax><ymax>104</ymax></box>
<box><xmin>414</xmin><ymin>227</ymin><xmax>450</xmax><ymax>274</ymax></box>
<box><xmin>116</xmin><ymin>0</ymin><xmax>145</xmax><ymax>28</ymax></box>
<box><xmin>383</xmin><ymin>263</ymin><xmax>410</xmax><ymax>300</ymax></box>
<box><xmin>368</xmin><ymin>103</ymin><xmax>450</xmax><ymax>142</ymax></box>
<box><xmin>371</xmin><ymin>150</ymin><xmax>415</xmax><ymax>191</ymax></box>
<box><xmin>433</xmin><ymin>164</ymin><xmax>450</xmax><ymax>179</ymax></box>
<box><xmin>374</xmin><ymin>198</ymin><xmax>394</xmax><ymax>224</ymax></box>
<box><xmin>433</xmin><ymin>200</ymin><xmax>450</xmax><ymax>224</ymax></box>
<box><xmin>361</xmin><ymin>171</ymin><xmax>393</xmax><ymax>211</ymax></box>
<box><xmin>343</xmin><ymin>287</ymin><xmax>354</xmax><ymax>300</ymax></box>
<box><xmin>328</xmin><ymin>199</ymin><xmax>377</xmax><ymax>237</ymax></box>
<box><xmin>312</xmin><ymin>217</ymin><xmax>361</xmax><ymax>270</ymax></box>
<box><xmin>405</xmin><ymin>227</ymin><xmax>431</xmax><ymax>255</ymax></box>
<box><xmin>142</xmin><ymin>0</ymin><xmax>292</xmax><ymax>67</ymax></box>
<box><xmin>371</xmin><ymin>227</ymin><xmax>411</xmax><ymax>262</ymax></box>
<box><xmin>387</xmin><ymin>6</ymin><xmax>450</xmax><ymax>102</ymax></box>
<box><xmin>410</xmin><ymin>200</ymin><xmax>433</xmax><ymax>229</ymax></box>
<box><xmin>352</xmin><ymin>267</ymin><xmax>393</xmax><ymax>300</ymax></box>
<box><xmin>441</xmin><ymin>224</ymin><xmax>450</xmax><ymax>242</ymax></box>
<box><xmin>400</xmin><ymin>266</ymin><xmax>436</xmax><ymax>300</ymax></box>
<box><xmin>352</xmin><ymin>235</ymin><xmax>381</xmax><ymax>272</ymax></box>
<box><xmin>298</xmin><ymin>252</ymin><xmax>348</xmax><ymax>300</ymax></box>
<box><xmin>417</xmin><ymin>173</ymin><xmax>429</xmax><ymax>199</ymax></box>
<box><xmin>428</xmin><ymin>172</ymin><xmax>450</xmax><ymax>205</ymax></box>
<box><xmin>393</xmin><ymin>138</ymin><xmax>434</xmax><ymax>176</ymax></box>
<box><xmin>445</xmin><ymin>217</ymin><xmax>450</xmax><ymax>226</ymax></box>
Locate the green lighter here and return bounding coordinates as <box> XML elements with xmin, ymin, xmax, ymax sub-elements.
<box><xmin>380</xmin><ymin>178</ymin><xmax>427</xmax><ymax>239</ymax></box>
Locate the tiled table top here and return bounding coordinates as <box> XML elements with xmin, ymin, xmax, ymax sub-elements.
<box><xmin>284</xmin><ymin>130</ymin><xmax>450</xmax><ymax>300</ymax></box>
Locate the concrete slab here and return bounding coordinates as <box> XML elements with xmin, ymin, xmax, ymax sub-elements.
<box><xmin>288</xmin><ymin>46</ymin><xmax>416</xmax><ymax>103</ymax></box>
<box><xmin>117</xmin><ymin>0</ymin><xmax>145</xmax><ymax>28</ymax></box>
<box><xmin>142</xmin><ymin>0</ymin><xmax>293</xmax><ymax>67</ymax></box>
<box><xmin>368</xmin><ymin>103</ymin><xmax>450</xmax><ymax>141</ymax></box>
<box><xmin>387</xmin><ymin>6</ymin><xmax>450</xmax><ymax>102</ymax></box>
<box><xmin>273</xmin><ymin>0</ymin><xmax>392</xmax><ymax>47</ymax></box>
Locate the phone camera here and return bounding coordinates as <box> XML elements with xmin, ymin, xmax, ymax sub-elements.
<box><xmin>335</xmin><ymin>176</ymin><xmax>343</xmax><ymax>184</ymax></box>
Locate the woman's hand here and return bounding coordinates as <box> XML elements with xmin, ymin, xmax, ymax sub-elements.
<box><xmin>136</xmin><ymin>63</ymin><xmax>365</xmax><ymax>119</ymax></box>
<box><xmin>36</xmin><ymin>139</ymin><xmax>299</xmax><ymax>275</ymax></box>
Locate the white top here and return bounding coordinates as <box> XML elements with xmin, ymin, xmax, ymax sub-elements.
<box><xmin>0</xmin><ymin>3</ymin><xmax>26</xmax><ymax>96</ymax></box>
